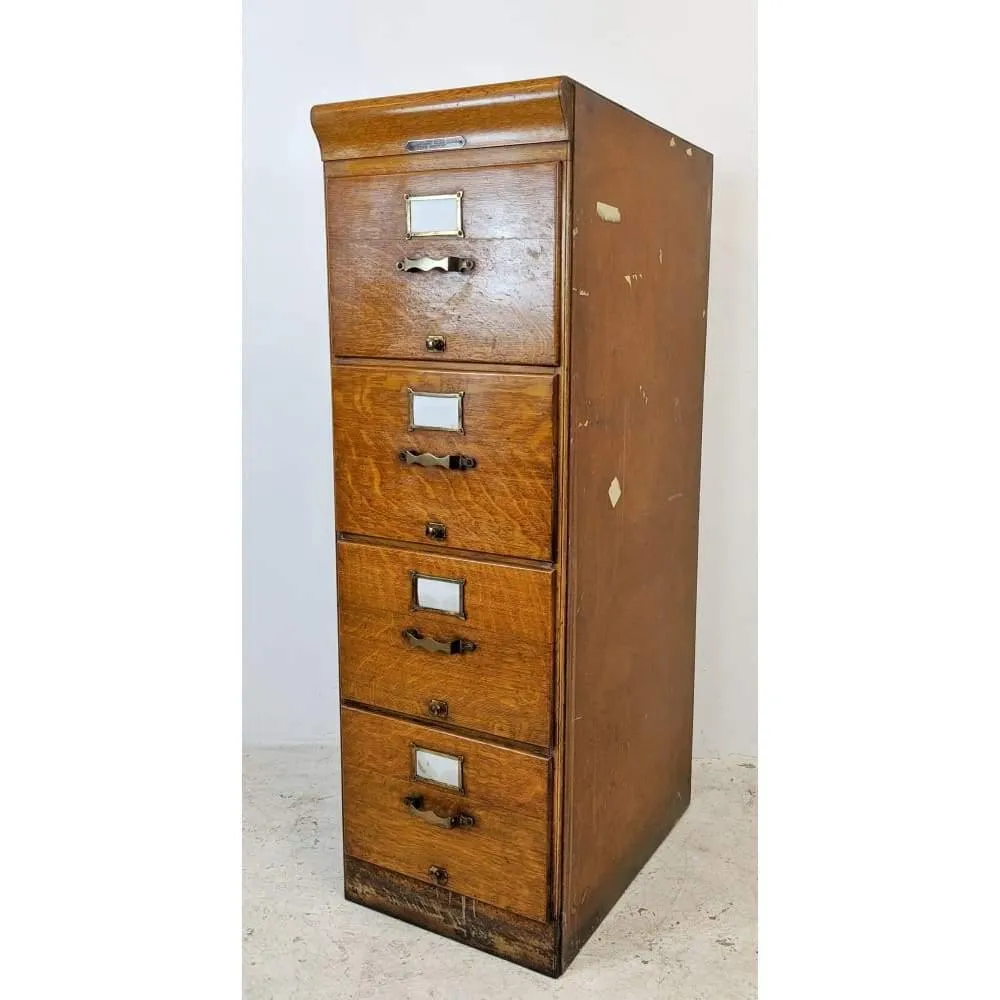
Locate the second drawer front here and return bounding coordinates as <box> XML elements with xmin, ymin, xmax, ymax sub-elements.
<box><xmin>337</xmin><ymin>540</ymin><xmax>555</xmax><ymax>746</ymax></box>
<box><xmin>332</xmin><ymin>365</ymin><xmax>556</xmax><ymax>560</ymax></box>
<box><xmin>342</xmin><ymin>706</ymin><xmax>551</xmax><ymax>921</ymax></box>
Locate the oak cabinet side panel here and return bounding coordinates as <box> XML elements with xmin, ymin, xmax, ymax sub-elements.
<box><xmin>561</xmin><ymin>84</ymin><xmax>714</xmax><ymax>963</ymax></box>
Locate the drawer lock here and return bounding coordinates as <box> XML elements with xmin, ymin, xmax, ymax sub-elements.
<box><xmin>427</xmin><ymin>865</ymin><xmax>450</xmax><ymax>884</ymax></box>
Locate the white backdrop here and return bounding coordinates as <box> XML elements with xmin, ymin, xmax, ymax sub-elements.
<box><xmin>243</xmin><ymin>0</ymin><xmax>757</xmax><ymax>755</ymax></box>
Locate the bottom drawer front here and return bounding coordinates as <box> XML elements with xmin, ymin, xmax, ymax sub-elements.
<box><xmin>341</xmin><ymin>707</ymin><xmax>550</xmax><ymax>922</ymax></box>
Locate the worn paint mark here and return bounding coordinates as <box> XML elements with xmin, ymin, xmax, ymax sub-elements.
<box><xmin>572</xmin><ymin>226</ymin><xmax>579</xmax><ymax>237</ymax></box>
<box><xmin>669</xmin><ymin>136</ymin><xmax>677</xmax><ymax>147</ymax></box>
<box><xmin>703</xmin><ymin>308</ymin><xmax>707</xmax><ymax>318</ymax></box>
<box><xmin>659</xmin><ymin>248</ymin><xmax>663</xmax><ymax>264</ymax></box>
<box><xmin>576</xmin><ymin>418</ymin><xmax>590</xmax><ymax>428</ymax></box>
<box><xmin>685</xmin><ymin>147</ymin><xmax>693</xmax><ymax>157</ymax></box>
<box><xmin>673</xmin><ymin>397</ymin><xmax>682</xmax><ymax>423</ymax></box>
<box><xmin>624</xmin><ymin>275</ymin><xmax>631</xmax><ymax>288</ymax></box>
<box><xmin>667</xmin><ymin>492</ymin><xmax>683</xmax><ymax>502</ymax></box>
<box><xmin>578</xmin><ymin>289</ymin><xmax>590</xmax><ymax>296</ymax></box>
<box><xmin>596</xmin><ymin>201</ymin><xmax>621</xmax><ymax>223</ymax></box>
<box><xmin>608</xmin><ymin>477</ymin><xmax>622</xmax><ymax>508</ymax></box>
<box><xmin>639</xmin><ymin>385</ymin><xmax>649</xmax><ymax>405</ymax></box>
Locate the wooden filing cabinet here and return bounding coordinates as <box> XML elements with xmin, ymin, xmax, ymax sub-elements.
<box><xmin>311</xmin><ymin>77</ymin><xmax>713</xmax><ymax>976</ymax></box>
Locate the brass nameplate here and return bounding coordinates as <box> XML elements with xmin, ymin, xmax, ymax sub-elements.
<box><xmin>405</xmin><ymin>136</ymin><xmax>467</xmax><ymax>153</ymax></box>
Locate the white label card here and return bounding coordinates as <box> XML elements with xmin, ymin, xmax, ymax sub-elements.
<box><xmin>406</xmin><ymin>193</ymin><xmax>463</xmax><ymax>237</ymax></box>
<box><xmin>414</xmin><ymin>575</ymin><xmax>463</xmax><ymax>615</ymax></box>
<box><xmin>413</xmin><ymin>748</ymin><xmax>463</xmax><ymax>790</ymax></box>
<box><xmin>410</xmin><ymin>391</ymin><xmax>463</xmax><ymax>432</ymax></box>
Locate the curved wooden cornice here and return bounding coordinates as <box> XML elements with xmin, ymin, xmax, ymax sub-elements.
<box><xmin>311</xmin><ymin>76</ymin><xmax>574</xmax><ymax>162</ymax></box>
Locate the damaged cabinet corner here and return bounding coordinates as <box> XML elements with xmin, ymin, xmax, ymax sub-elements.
<box><xmin>310</xmin><ymin>76</ymin><xmax>712</xmax><ymax>978</ymax></box>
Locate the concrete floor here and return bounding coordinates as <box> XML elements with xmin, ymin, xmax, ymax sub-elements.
<box><xmin>243</xmin><ymin>747</ymin><xmax>757</xmax><ymax>999</ymax></box>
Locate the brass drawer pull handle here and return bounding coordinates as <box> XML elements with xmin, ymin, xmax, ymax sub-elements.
<box><xmin>399</xmin><ymin>450</ymin><xmax>477</xmax><ymax>471</ymax></box>
<box><xmin>404</xmin><ymin>795</ymin><xmax>475</xmax><ymax>830</ymax></box>
<box><xmin>396</xmin><ymin>256</ymin><xmax>475</xmax><ymax>274</ymax></box>
<box><xmin>425</xmin><ymin>335</ymin><xmax>446</xmax><ymax>352</ymax></box>
<box><xmin>402</xmin><ymin>628</ymin><xmax>476</xmax><ymax>655</ymax></box>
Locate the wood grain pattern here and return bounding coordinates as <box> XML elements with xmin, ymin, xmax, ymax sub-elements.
<box><xmin>559</xmin><ymin>83</ymin><xmax>713</xmax><ymax>966</ymax></box>
<box><xmin>341</xmin><ymin>706</ymin><xmax>551</xmax><ymax>921</ymax></box>
<box><xmin>337</xmin><ymin>539</ymin><xmax>555</xmax><ymax>746</ymax></box>
<box><xmin>344</xmin><ymin>856</ymin><xmax>561</xmax><ymax>977</ymax></box>
<box><xmin>323</xmin><ymin>141</ymin><xmax>568</xmax><ymax>179</ymax></box>
<box><xmin>328</xmin><ymin>164</ymin><xmax>560</xmax><ymax>365</ymax></box>
<box><xmin>332</xmin><ymin>365</ymin><xmax>557</xmax><ymax>561</ymax></box>
<box><xmin>311</xmin><ymin>77</ymin><xmax>572</xmax><ymax>161</ymax></box>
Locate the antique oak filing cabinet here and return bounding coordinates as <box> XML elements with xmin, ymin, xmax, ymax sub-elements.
<box><xmin>310</xmin><ymin>77</ymin><xmax>713</xmax><ymax>976</ymax></box>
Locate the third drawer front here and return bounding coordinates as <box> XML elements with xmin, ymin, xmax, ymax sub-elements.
<box><xmin>342</xmin><ymin>706</ymin><xmax>551</xmax><ymax>922</ymax></box>
<box><xmin>338</xmin><ymin>539</ymin><xmax>555</xmax><ymax>747</ymax></box>
<box><xmin>332</xmin><ymin>365</ymin><xmax>556</xmax><ymax>561</ymax></box>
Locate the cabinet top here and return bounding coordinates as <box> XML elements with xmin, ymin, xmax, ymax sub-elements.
<box><xmin>310</xmin><ymin>76</ymin><xmax>574</xmax><ymax>162</ymax></box>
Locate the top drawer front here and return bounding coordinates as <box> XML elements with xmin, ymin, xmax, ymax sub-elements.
<box><xmin>327</xmin><ymin>164</ymin><xmax>559</xmax><ymax>365</ymax></box>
